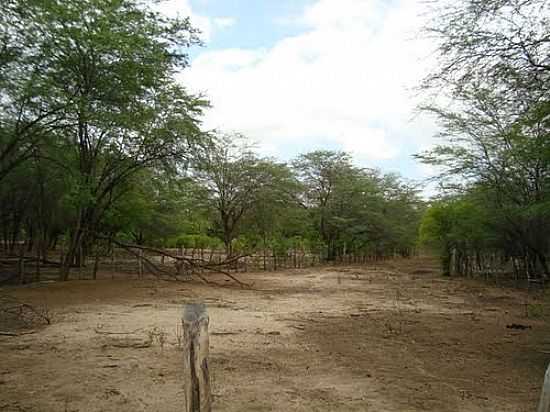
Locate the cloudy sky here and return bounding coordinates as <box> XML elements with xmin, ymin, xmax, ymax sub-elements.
<box><xmin>157</xmin><ymin>0</ymin><xmax>440</xmax><ymax>184</ymax></box>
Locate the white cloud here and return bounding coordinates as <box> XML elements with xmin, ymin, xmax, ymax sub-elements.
<box><xmin>213</xmin><ymin>17</ymin><xmax>236</xmax><ymax>29</ymax></box>
<box><xmin>303</xmin><ymin>0</ymin><xmax>384</xmax><ymax>30</ymax></box>
<box><xmin>153</xmin><ymin>0</ymin><xmax>234</xmax><ymax>42</ymax></box>
<box><xmin>180</xmin><ymin>0</ymin><xmax>439</xmax><ymax>164</ymax></box>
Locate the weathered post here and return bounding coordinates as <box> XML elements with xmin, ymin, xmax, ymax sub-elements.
<box><xmin>182</xmin><ymin>304</ymin><xmax>211</xmax><ymax>412</ymax></box>
<box><xmin>138</xmin><ymin>249</ymin><xmax>144</xmax><ymax>279</ymax></box>
<box><xmin>92</xmin><ymin>254</ymin><xmax>100</xmax><ymax>280</ymax></box>
<box><xmin>538</xmin><ymin>363</ymin><xmax>550</xmax><ymax>412</ymax></box>
<box><xmin>78</xmin><ymin>244</ymin><xmax>83</xmax><ymax>280</ymax></box>
<box><xmin>17</xmin><ymin>246</ymin><xmax>25</xmax><ymax>284</ymax></box>
<box><xmin>35</xmin><ymin>246</ymin><xmax>41</xmax><ymax>282</ymax></box>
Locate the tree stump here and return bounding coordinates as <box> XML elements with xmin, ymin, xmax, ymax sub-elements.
<box><xmin>182</xmin><ymin>304</ymin><xmax>211</xmax><ymax>412</ymax></box>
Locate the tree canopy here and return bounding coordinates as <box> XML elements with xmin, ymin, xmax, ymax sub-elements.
<box><xmin>418</xmin><ymin>0</ymin><xmax>550</xmax><ymax>279</ymax></box>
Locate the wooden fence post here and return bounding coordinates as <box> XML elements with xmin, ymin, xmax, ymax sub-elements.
<box><xmin>182</xmin><ymin>304</ymin><xmax>211</xmax><ymax>412</ymax></box>
<box><xmin>538</xmin><ymin>363</ymin><xmax>550</xmax><ymax>412</ymax></box>
<box><xmin>138</xmin><ymin>249</ymin><xmax>144</xmax><ymax>279</ymax></box>
<box><xmin>93</xmin><ymin>254</ymin><xmax>100</xmax><ymax>280</ymax></box>
<box><xmin>111</xmin><ymin>251</ymin><xmax>115</xmax><ymax>280</ymax></box>
<box><xmin>78</xmin><ymin>244</ymin><xmax>83</xmax><ymax>280</ymax></box>
<box><xmin>35</xmin><ymin>246</ymin><xmax>41</xmax><ymax>282</ymax></box>
<box><xmin>18</xmin><ymin>246</ymin><xmax>25</xmax><ymax>284</ymax></box>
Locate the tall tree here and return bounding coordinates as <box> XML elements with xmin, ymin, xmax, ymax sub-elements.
<box><xmin>418</xmin><ymin>0</ymin><xmax>550</xmax><ymax>277</ymax></box>
<box><xmin>3</xmin><ymin>0</ymin><xmax>207</xmax><ymax>279</ymax></box>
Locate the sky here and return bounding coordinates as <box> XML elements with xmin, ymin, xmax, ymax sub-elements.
<box><xmin>155</xmin><ymin>0</ymin><xmax>440</xmax><ymax>187</ymax></box>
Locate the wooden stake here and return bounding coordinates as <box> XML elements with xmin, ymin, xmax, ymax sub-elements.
<box><xmin>138</xmin><ymin>249</ymin><xmax>144</xmax><ymax>279</ymax></box>
<box><xmin>182</xmin><ymin>304</ymin><xmax>211</xmax><ymax>412</ymax></box>
<box><xmin>18</xmin><ymin>246</ymin><xmax>25</xmax><ymax>284</ymax></box>
<box><xmin>35</xmin><ymin>246</ymin><xmax>41</xmax><ymax>282</ymax></box>
<box><xmin>93</xmin><ymin>254</ymin><xmax>99</xmax><ymax>280</ymax></box>
<box><xmin>78</xmin><ymin>244</ymin><xmax>83</xmax><ymax>280</ymax></box>
<box><xmin>111</xmin><ymin>251</ymin><xmax>115</xmax><ymax>280</ymax></box>
<box><xmin>538</xmin><ymin>363</ymin><xmax>550</xmax><ymax>412</ymax></box>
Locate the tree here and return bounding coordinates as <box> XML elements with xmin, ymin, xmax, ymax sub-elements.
<box><xmin>422</xmin><ymin>0</ymin><xmax>549</xmax><ymax>107</ymax></box>
<box><xmin>419</xmin><ymin>196</ymin><xmax>492</xmax><ymax>276</ymax></box>
<box><xmin>418</xmin><ymin>0</ymin><xmax>550</xmax><ymax>278</ymax></box>
<box><xmin>194</xmin><ymin>135</ymin><xmax>295</xmax><ymax>255</ymax></box>
<box><xmin>292</xmin><ymin>151</ymin><xmax>423</xmax><ymax>260</ymax></box>
<box><xmin>0</xmin><ymin>140</ymin><xmax>71</xmax><ymax>258</ymax></box>
<box><xmin>0</xmin><ymin>0</ymin><xmax>70</xmax><ymax>183</ymax></box>
<box><xmin>3</xmin><ymin>0</ymin><xmax>208</xmax><ymax>279</ymax></box>
<box><xmin>239</xmin><ymin>162</ymin><xmax>305</xmax><ymax>256</ymax></box>
<box><xmin>292</xmin><ymin>151</ymin><xmax>356</xmax><ymax>259</ymax></box>
<box><xmin>101</xmin><ymin>171</ymin><xmax>203</xmax><ymax>247</ymax></box>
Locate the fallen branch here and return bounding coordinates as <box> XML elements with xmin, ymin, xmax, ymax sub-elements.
<box><xmin>193</xmin><ymin>272</ymin><xmax>222</xmax><ymax>286</ymax></box>
<box><xmin>202</xmin><ymin>266</ymin><xmax>252</xmax><ymax>288</ymax></box>
<box><xmin>95</xmin><ymin>235</ymin><xmax>252</xmax><ymax>288</ymax></box>
<box><xmin>0</xmin><ymin>330</ymin><xmax>36</xmax><ymax>337</ymax></box>
<box><xmin>0</xmin><ymin>294</ymin><xmax>51</xmax><ymax>326</ymax></box>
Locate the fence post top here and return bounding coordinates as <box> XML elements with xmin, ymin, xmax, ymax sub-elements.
<box><xmin>182</xmin><ymin>303</ymin><xmax>208</xmax><ymax>323</ymax></box>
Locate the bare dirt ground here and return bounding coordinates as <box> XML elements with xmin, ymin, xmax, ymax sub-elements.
<box><xmin>1</xmin><ymin>257</ymin><xmax>549</xmax><ymax>411</ymax></box>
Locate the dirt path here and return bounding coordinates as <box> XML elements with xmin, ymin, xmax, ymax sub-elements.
<box><xmin>1</xmin><ymin>258</ymin><xmax>548</xmax><ymax>411</ymax></box>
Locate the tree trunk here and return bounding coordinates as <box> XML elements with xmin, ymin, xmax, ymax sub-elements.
<box><xmin>60</xmin><ymin>228</ymin><xmax>84</xmax><ymax>281</ymax></box>
<box><xmin>441</xmin><ymin>244</ymin><xmax>452</xmax><ymax>276</ymax></box>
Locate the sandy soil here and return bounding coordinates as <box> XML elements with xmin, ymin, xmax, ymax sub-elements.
<box><xmin>1</xmin><ymin>257</ymin><xmax>549</xmax><ymax>411</ymax></box>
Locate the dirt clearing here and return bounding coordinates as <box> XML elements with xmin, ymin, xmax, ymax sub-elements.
<box><xmin>1</xmin><ymin>258</ymin><xmax>548</xmax><ymax>411</ymax></box>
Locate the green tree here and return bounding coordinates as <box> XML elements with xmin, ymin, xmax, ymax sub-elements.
<box><xmin>420</xmin><ymin>197</ymin><xmax>491</xmax><ymax>276</ymax></box>
<box><xmin>292</xmin><ymin>151</ymin><xmax>423</xmax><ymax>259</ymax></box>
<box><xmin>292</xmin><ymin>151</ymin><xmax>357</xmax><ymax>259</ymax></box>
<box><xmin>195</xmin><ymin>135</ymin><xmax>295</xmax><ymax>255</ymax></box>
<box><xmin>5</xmin><ymin>0</ymin><xmax>208</xmax><ymax>279</ymax></box>
<box><xmin>0</xmin><ymin>0</ymin><xmax>69</xmax><ymax>182</ymax></box>
<box><xmin>418</xmin><ymin>0</ymin><xmax>550</xmax><ymax>277</ymax></box>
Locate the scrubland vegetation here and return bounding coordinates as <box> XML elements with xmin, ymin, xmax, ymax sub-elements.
<box><xmin>0</xmin><ymin>0</ymin><xmax>549</xmax><ymax>411</ymax></box>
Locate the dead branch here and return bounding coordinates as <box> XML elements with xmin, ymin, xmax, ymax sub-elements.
<box><xmin>0</xmin><ymin>330</ymin><xmax>36</xmax><ymax>337</ymax></box>
<box><xmin>95</xmin><ymin>235</ymin><xmax>252</xmax><ymax>288</ymax></box>
<box><xmin>200</xmin><ymin>265</ymin><xmax>253</xmax><ymax>288</ymax></box>
<box><xmin>0</xmin><ymin>294</ymin><xmax>51</xmax><ymax>326</ymax></box>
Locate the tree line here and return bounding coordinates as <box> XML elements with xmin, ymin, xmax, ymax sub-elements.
<box><xmin>417</xmin><ymin>0</ymin><xmax>550</xmax><ymax>281</ymax></box>
<box><xmin>5</xmin><ymin>0</ymin><xmax>545</xmax><ymax>284</ymax></box>
<box><xmin>0</xmin><ymin>0</ymin><xmax>423</xmax><ymax>281</ymax></box>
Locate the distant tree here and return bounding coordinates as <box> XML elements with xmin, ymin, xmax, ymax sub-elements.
<box><xmin>102</xmin><ymin>171</ymin><xmax>205</xmax><ymax>247</ymax></box>
<box><xmin>292</xmin><ymin>151</ymin><xmax>423</xmax><ymax>259</ymax></box>
<box><xmin>419</xmin><ymin>196</ymin><xmax>492</xmax><ymax>276</ymax></box>
<box><xmin>194</xmin><ymin>135</ymin><xmax>294</xmax><ymax>255</ymax></box>
<box><xmin>292</xmin><ymin>151</ymin><xmax>356</xmax><ymax>258</ymax></box>
<box><xmin>239</xmin><ymin>161</ymin><xmax>305</xmax><ymax>254</ymax></box>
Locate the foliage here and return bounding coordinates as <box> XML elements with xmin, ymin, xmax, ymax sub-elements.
<box><xmin>0</xmin><ymin>0</ymin><xmax>426</xmax><ymax>280</ymax></box>
<box><xmin>418</xmin><ymin>0</ymin><xmax>550</xmax><ymax>278</ymax></box>
<box><xmin>293</xmin><ymin>151</ymin><xmax>422</xmax><ymax>259</ymax></box>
